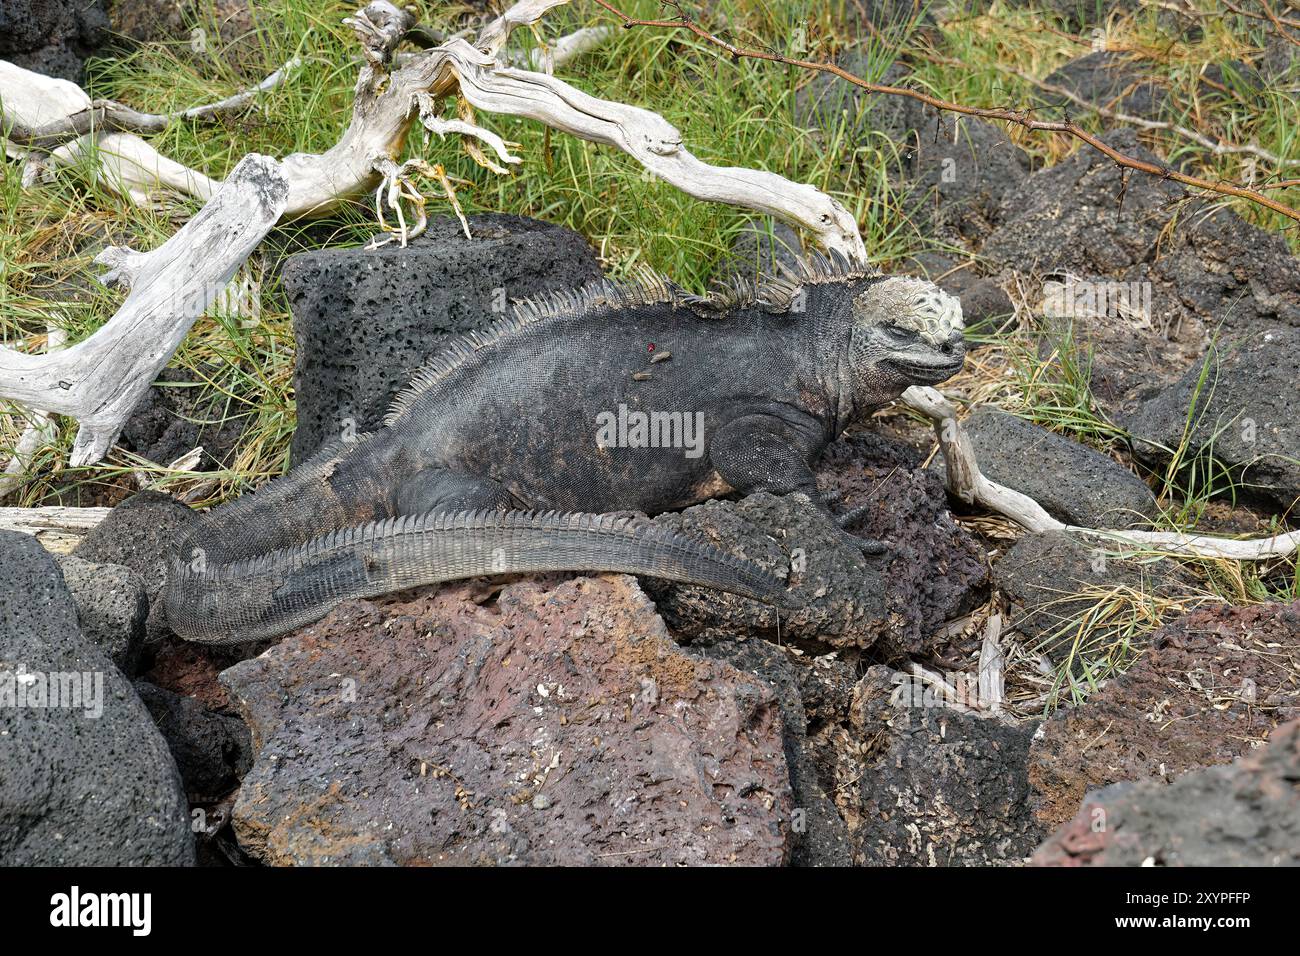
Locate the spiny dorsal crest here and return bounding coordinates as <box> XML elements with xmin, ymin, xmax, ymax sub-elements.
<box><xmin>384</xmin><ymin>252</ymin><xmax>879</xmax><ymax>426</ymax></box>
<box><xmin>853</xmin><ymin>276</ymin><xmax>964</xmax><ymax>347</ymax></box>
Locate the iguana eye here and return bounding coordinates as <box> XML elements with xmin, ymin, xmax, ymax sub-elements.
<box><xmin>883</xmin><ymin>324</ymin><xmax>919</xmax><ymax>342</ymax></box>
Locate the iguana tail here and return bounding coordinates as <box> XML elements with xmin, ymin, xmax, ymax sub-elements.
<box><xmin>162</xmin><ymin>509</ymin><xmax>789</xmax><ymax>645</ymax></box>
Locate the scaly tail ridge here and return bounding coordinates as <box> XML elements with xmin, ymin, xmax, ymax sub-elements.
<box><xmin>163</xmin><ymin>509</ymin><xmax>788</xmax><ymax>644</ymax></box>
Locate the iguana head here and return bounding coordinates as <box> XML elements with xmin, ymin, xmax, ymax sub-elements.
<box><xmin>844</xmin><ymin>276</ymin><xmax>966</xmax><ymax>402</ymax></box>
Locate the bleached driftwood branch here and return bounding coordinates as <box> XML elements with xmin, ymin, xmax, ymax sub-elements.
<box><xmin>3</xmin><ymin>58</ymin><xmax>303</xmax><ymax>151</ymax></box>
<box><xmin>1</xmin><ymin>2</ymin><xmax>863</xmax><ymax>258</ymax></box>
<box><xmin>0</xmin><ymin>325</ymin><xmax>64</xmax><ymax>502</ymax></box>
<box><xmin>0</xmin><ymin>154</ymin><xmax>288</xmax><ymax>465</ymax></box>
<box><xmin>0</xmin><ymin>59</ymin><xmax>221</xmax><ymax>204</ymax></box>
<box><xmin>902</xmin><ymin>385</ymin><xmax>1300</xmax><ymax>562</ymax></box>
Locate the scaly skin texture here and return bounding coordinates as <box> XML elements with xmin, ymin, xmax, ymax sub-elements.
<box><xmin>163</xmin><ymin>257</ymin><xmax>965</xmax><ymax>643</ymax></box>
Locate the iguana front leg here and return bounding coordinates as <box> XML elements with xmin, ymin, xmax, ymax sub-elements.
<box><xmin>709</xmin><ymin>413</ymin><xmax>888</xmax><ymax>556</ymax></box>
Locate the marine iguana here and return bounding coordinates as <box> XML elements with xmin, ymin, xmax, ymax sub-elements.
<box><xmin>163</xmin><ymin>255</ymin><xmax>965</xmax><ymax>644</ymax></box>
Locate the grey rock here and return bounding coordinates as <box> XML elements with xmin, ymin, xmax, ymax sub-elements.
<box><xmin>74</xmin><ymin>490</ymin><xmax>201</xmax><ymax>646</ymax></box>
<box><xmin>899</xmin><ymin>252</ymin><xmax>978</xmax><ymax>293</ymax></box>
<box><xmin>1124</xmin><ymin>327</ymin><xmax>1300</xmax><ymax>513</ymax></box>
<box><xmin>1151</xmin><ymin>205</ymin><xmax>1300</xmax><ymax>340</ymax></box>
<box><xmin>1040</xmin><ymin>51</ymin><xmax>1167</xmax><ymax>120</ymax></box>
<box><xmin>939</xmin><ymin>407</ymin><xmax>1159</xmax><ymax>528</ymax></box>
<box><xmin>846</xmin><ymin>666</ymin><xmax>1044</xmax><ymax>865</ymax></box>
<box><xmin>135</xmin><ymin>682</ymin><xmax>252</xmax><ymax>804</ymax></box>
<box><xmin>692</xmin><ymin>638</ymin><xmax>851</xmax><ymax>867</ymax></box>
<box><xmin>983</xmin><ymin>129</ymin><xmax>1184</xmax><ymax>277</ymax></box>
<box><xmin>0</xmin><ymin>0</ymin><xmax>109</xmax><ymax>83</ymax></box>
<box><xmin>958</xmin><ymin>278</ymin><xmax>1015</xmax><ymax>334</ymax></box>
<box><xmin>901</xmin><ymin>108</ymin><xmax>1031</xmax><ymax>242</ymax></box>
<box><xmin>644</xmin><ymin>492</ymin><xmax>890</xmax><ymax>651</ymax></box>
<box><xmin>283</xmin><ymin>213</ymin><xmax>602</xmax><ymax>463</ymax></box>
<box><xmin>817</xmin><ymin>431</ymin><xmax>990</xmax><ymax>657</ymax></box>
<box><xmin>222</xmin><ymin>575</ymin><xmax>792</xmax><ymax>866</ymax></box>
<box><xmin>796</xmin><ymin>49</ymin><xmax>1028</xmax><ymax>242</ymax></box>
<box><xmin>0</xmin><ymin>531</ymin><xmax>194</xmax><ymax>865</ymax></box>
<box><xmin>120</xmin><ymin>366</ymin><xmax>249</xmax><ymax>471</ymax></box>
<box><xmin>983</xmin><ymin>127</ymin><xmax>1300</xmax><ymax>380</ymax></box>
<box><xmin>993</xmin><ymin>530</ymin><xmax>1197</xmax><ymax>668</ymax></box>
<box><xmin>54</xmin><ymin>555</ymin><xmax>148</xmax><ymax>674</ymax></box>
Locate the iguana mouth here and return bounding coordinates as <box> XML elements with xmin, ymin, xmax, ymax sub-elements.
<box><xmin>885</xmin><ymin>354</ymin><xmax>965</xmax><ymax>384</ymax></box>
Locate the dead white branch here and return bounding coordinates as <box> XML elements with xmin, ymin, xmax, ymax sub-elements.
<box><xmin>3</xmin><ymin>58</ymin><xmax>303</xmax><ymax>150</ymax></box>
<box><xmin>0</xmin><ymin>154</ymin><xmax>288</xmax><ymax>465</ymax></box>
<box><xmin>903</xmin><ymin>385</ymin><xmax>1300</xmax><ymax>562</ymax></box>
<box><xmin>0</xmin><ymin>325</ymin><xmax>64</xmax><ymax>502</ymax></box>
<box><xmin>3</xmin><ymin>2</ymin><xmax>863</xmax><ymax>258</ymax></box>
<box><xmin>977</xmin><ymin>613</ymin><xmax>1004</xmax><ymax>712</ymax></box>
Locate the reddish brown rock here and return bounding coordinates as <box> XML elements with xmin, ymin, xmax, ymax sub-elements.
<box><xmin>1029</xmin><ymin>599</ymin><xmax>1300</xmax><ymax>830</ymax></box>
<box><xmin>145</xmin><ymin>641</ymin><xmax>234</xmax><ymax>712</ymax></box>
<box><xmin>221</xmin><ymin>574</ymin><xmax>793</xmax><ymax>866</ymax></box>
<box><xmin>1032</xmin><ymin>717</ymin><xmax>1300</xmax><ymax>867</ymax></box>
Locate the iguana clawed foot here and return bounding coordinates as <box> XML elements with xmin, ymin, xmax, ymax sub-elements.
<box><xmin>822</xmin><ymin>493</ymin><xmax>891</xmax><ymax>559</ymax></box>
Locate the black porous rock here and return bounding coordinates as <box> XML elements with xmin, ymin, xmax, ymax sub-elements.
<box><xmin>691</xmin><ymin>638</ymin><xmax>851</xmax><ymax>867</ymax></box>
<box><xmin>0</xmin><ymin>531</ymin><xmax>194</xmax><ymax>865</ymax></box>
<box><xmin>120</xmin><ymin>366</ymin><xmax>250</xmax><ymax>471</ymax></box>
<box><xmin>283</xmin><ymin>214</ymin><xmax>602</xmax><ymax>463</ymax></box>
<box><xmin>0</xmin><ymin>0</ymin><xmax>110</xmax><ymax>83</ymax></box>
<box><xmin>1034</xmin><ymin>716</ymin><xmax>1300</xmax><ymax>866</ymax></box>
<box><xmin>1123</xmin><ymin>327</ymin><xmax>1300</xmax><ymax>513</ymax></box>
<box><xmin>957</xmin><ymin>278</ymin><xmax>1015</xmax><ymax>335</ymax></box>
<box><xmin>1039</xmin><ymin>51</ymin><xmax>1168</xmax><ymax>120</ymax></box>
<box><xmin>74</xmin><ymin>490</ymin><xmax>202</xmax><ymax>647</ymax></box>
<box><xmin>644</xmin><ymin>492</ymin><xmax>889</xmax><ymax>651</ymax></box>
<box><xmin>54</xmin><ymin>555</ymin><xmax>149</xmax><ymax>674</ymax></box>
<box><xmin>134</xmin><ymin>681</ymin><xmax>253</xmax><ymax>804</ymax></box>
<box><xmin>818</xmin><ymin>431</ymin><xmax>989</xmax><ymax>657</ymax></box>
<box><xmin>934</xmin><ymin>407</ymin><xmax>1159</xmax><ymax>528</ymax></box>
<box><xmin>900</xmin><ymin>109</ymin><xmax>1032</xmax><ymax>242</ymax></box>
<box><xmin>1150</xmin><ymin>204</ymin><xmax>1300</xmax><ymax>341</ymax></box>
<box><xmin>983</xmin><ymin>129</ymin><xmax>1183</xmax><ymax>278</ymax></box>
<box><xmin>844</xmin><ymin>666</ymin><xmax>1043</xmax><ymax>865</ymax></box>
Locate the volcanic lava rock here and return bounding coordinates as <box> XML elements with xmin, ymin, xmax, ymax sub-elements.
<box><xmin>1028</xmin><ymin>598</ymin><xmax>1300</xmax><ymax>830</ymax></box>
<box><xmin>1033</xmin><ymin>716</ymin><xmax>1300</xmax><ymax>866</ymax></box>
<box><xmin>1124</xmin><ymin>327</ymin><xmax>1300</xmax><ymax>513</ymax></box>
<box><xmin>221</xmin><ymin>575</ymin><xmax>793</xmax><ymax>866</ymax></box>
<box><xmin>54</xmin><ymin>555</ymin><xmax>148</xmax><ymax>674</ymax></box>
<box><xmin>0</xmin><ymin>0</ymin><xmax>109</xmax><ymax>83</ymax></box>
<box><xmin>993</xmin><ymin>529</ymin><xmax>1199</xmax><ymax>668</ymax></box>
<box><xmin>935</xmin><ymin>407</ymin><xmax>1159</xmax><ymax>528</ymax></box>
<box><xmin>834</xmin><ymin>666</ymin><xmax>1043</xmax><ymax>865</ymax></box>
<box><xmin>0</xmin><ymin>531</ymin><xmax>193</xmax><ymax>865</ymax></box>
<box><xmin>692</xmin><ymin>638</ymin><xmax>851</xmax><ymax>866</ymax></box>
<box><xmin>282</xmin><ymin>214</ymin><xmax>601</xmax><ymax>463</ymax></box>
